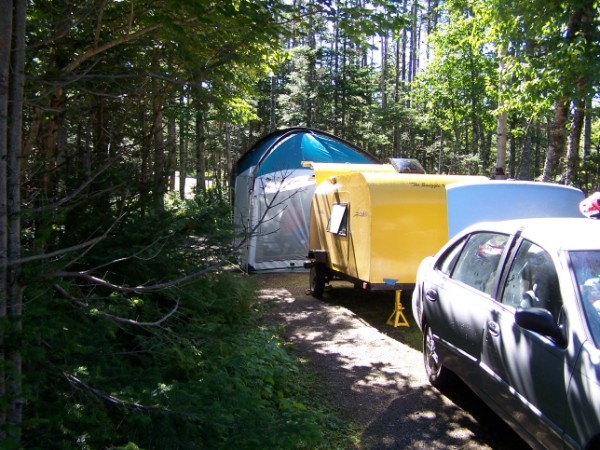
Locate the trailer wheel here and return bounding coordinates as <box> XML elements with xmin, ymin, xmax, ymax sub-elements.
<box><xmin>310</xmin><ymin>263</ymin><xmax>326</xmax><ymax>299</ymax></box>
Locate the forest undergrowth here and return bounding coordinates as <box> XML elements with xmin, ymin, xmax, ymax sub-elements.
<box><xmin>15</xmin><ymin>192</ymin><xmax>354</xmax><ymax>449</ymax></box>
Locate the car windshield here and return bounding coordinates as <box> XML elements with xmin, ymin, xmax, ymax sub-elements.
<box><xmin>570</xmin><ymin>250</ymin><xmax>600</xmax><ymax>347</ymax></box>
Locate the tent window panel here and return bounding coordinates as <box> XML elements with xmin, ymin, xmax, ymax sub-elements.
<box><xmin>328</xmin><ymin>203</ymin><xmax>348</xmax><ymax>236</ymax></box>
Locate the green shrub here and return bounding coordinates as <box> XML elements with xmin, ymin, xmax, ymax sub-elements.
<box><xmin>17</xmin><ymin>192</ymin><xmax>352</xmax><ymax>449</ymax></box>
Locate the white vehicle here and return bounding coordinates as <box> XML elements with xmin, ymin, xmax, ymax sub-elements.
<box><xmin>412</xmin><ymin>218</ymin><xmax>600</xmax><ymax>450</ymax></box>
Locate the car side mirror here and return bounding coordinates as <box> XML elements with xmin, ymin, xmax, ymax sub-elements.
<box><xmin>515</xmin><ymin>307</ymin><xmax>567</xmax><ymax>347</ymax></box>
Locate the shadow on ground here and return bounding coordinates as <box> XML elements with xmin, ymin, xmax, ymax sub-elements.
<box><xmin>258</xmin><ymin>272</ymin><xmax>531</xmax><ymax>450</ymax></box>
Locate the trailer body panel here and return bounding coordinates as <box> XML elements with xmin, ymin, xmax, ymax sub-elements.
<box><xmin>308</xmin><ymin>164</ymin><xmax>585</xmax><ymax>290</ymax></box>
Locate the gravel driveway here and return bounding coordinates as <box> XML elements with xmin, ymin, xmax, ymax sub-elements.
<box><xmin>258</xmin><ymin>272</ymin><xmax>532</xmax><ymax>450</ymax></box>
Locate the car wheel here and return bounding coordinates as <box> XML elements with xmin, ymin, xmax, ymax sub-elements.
<box><xmin>310</xmin><ymin>263</ymin><xmax>326</xmax><ymax>299</ymax></box>
<box><xmin>423</xmin><ymin>323</ymin><xmax>450</xmax><ymax>387</ymax></box>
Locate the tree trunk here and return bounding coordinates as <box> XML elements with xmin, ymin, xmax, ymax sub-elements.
<box><xmin>225</xmin><ymin>122</ymin><xmax>232</xmax><ymax>198</ymax></box>
<box><xmin>401</xmin><ymin>0</ymin><xmax>408</xmax><ymax>107</ymax></box>
<box><xmin>542</xmin><ymin>2</ymin><xmax>593</xmax><ymax>183</ymax></box>
<box><xmin>152</xmin><ymin>93</ymin><xmax>166</xmax><ymax>210</ymax></box>
<box><xmin>167</xmin><ymin>107</ymin><xmax>177</xmax><ymax>192</ymax></box>
<box><xmin>269</xmin><ymin>75</ymin><xmax>276</xmax><ymax>132</ymax></box>
<box><xmin>580</xmin><ymin>0</ymin><xmax>597</xmax><ymax>190</ymax></box>
<box><xmin>0</xmin><ymin>0</ymin><xmax>11</xmax><ymax>433</ymax></box>
<box><xmin>139</xmin><ymin>101</ymin><xmax>150</xmax><ymax>216</ymax></box>
<box><xmin>409</xmin><ymin>0</ymin><xmax>418</xmax><ymax>85</ymax></box>
<box><xmin>516</xmin><ymin>120</ymin><xmax>533</xmax><ymax>180</ymax></box>
<box><xmin>582</xmin><ymin>97</ymin><xmax>592</xmax><ymax>191</ymax></box>
<box><xmin>340</xmin><ymin>36</ymin><xmax>347</xmax><ymax>133</ymax></box>
<box><xmin>565</xmin><ymin>84</ymin><xmax>585</xmax><ymax>186</ymax></box>
<box><xmin>380</xmin><ymin>35</ymin><xmax>387</xmax><ymax>110</ymax></box>
<box><xmin>8</xmin><ymin>0</ymin><xmax>26</xmax><ymax>439</ymax></box>
<box><xmin>1</xmin><ymin>0</ymin><xmax>26</xmax><ymax>443</ymax></box>
<box><xmin>306</xmin><ymin>4</ymin><xmax>316</xmax><ymax>128</ymax></box>
<box><xmin>565</xmin><ymin>0</ymin><xmax>596</xmax><ymax>186</ymax></box>
<box><xmin>195</xmin><ymin>110</ymin><xmax>206</xmax><ymax>193</ymax></box>
<box><xmin>392</xmin><ymin>36</ymin><xmax>401</xmax><ymax>158</ymax></box>
<box><xmin>178</xmin><ymin>95</ymin><xmax>188</xmax><ymax>200</ymax></box>
<box><xmin>542</xmin><ymin>98</ymin><xmax>570</xmax><ymax>182</ymax></box>
<box><xmin>495</xmin><ymin>44</ymin><xmax>507</xmax><ymax>179</ymax></box>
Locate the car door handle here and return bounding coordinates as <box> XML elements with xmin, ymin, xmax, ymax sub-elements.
<box><xmin>425</xmin><ymin>289</ymin><xmax>438</xmax><ymax>302</ymax></box>
<box><xmin>487</xmin><ymin>321</ymin><xmax>500</xmax><ymax>336</ymax></box>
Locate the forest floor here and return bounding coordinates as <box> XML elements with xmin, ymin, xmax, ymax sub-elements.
<box><xmin>256</xmin><ymin>272</ymin><xmax>532</xmax><ymax>450</ymax></box>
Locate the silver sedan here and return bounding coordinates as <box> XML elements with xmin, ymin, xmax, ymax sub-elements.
<box><xmin>412</xmin><ymin>217</ymin><xmax>600</xmax><ymax>450</ymax></box>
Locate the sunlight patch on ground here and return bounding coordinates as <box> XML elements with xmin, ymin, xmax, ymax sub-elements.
<box><xmin>259</xmin><ymin>288</ymin><xmax>295</xmax><ymax>303</ymax></box>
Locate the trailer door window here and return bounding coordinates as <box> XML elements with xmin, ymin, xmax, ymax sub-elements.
<box><xmin>328</xmin><ymin>203</ymin><xmax>348</xmax><ymax>236</ymax></box>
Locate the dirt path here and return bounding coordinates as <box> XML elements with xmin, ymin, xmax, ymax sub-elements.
<box><xmin>258</xmin><ymin>272</ymin><xmax>531</xmax><ymax>450</ymax></box>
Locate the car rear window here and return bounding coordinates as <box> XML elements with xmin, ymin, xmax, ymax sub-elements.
<box><xmin>437</xmin><ymin>235</ymin><xmax>468</xmax><ymax>275</ymax></box>
<box><xmin>451</xmin><ymin>233</ymin><xmax>508</xmax><ymax>295</ymax></box>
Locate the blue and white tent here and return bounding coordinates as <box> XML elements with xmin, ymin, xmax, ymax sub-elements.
<box><xmin>233</xmin><ymin>127</ymin><xmax>380</xmax><ymax>272</ymax></box>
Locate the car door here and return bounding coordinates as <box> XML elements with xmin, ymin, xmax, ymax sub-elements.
<box><xmin>425</xmin><ymin>232</ymin><xmax>508</xmax><ymax>383</ymax></box>
<box><xmin>480</xmin><ymin>238</ymin><xmax>569</xmax><ymax>450</ymax></box>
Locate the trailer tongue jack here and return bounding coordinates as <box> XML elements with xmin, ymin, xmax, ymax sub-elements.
<box><xmin>386</xmin><ymin>290</ymin><xmax>410</xmax><ymax>328</ymax></box>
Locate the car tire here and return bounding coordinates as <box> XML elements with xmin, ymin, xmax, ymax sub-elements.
<box><xmin>310</xmin><ymin>263</ymin><xmax>326</xmax><ymax>299</ymax></box>
<box><xmin>423</xmin><ymin>323</ymin><xmax>450</xmax><ymax>387</ymax></box>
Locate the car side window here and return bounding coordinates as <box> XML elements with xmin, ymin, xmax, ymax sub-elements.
<box><xmin>451</xmin><ymin>233</ymin><xmax>508</xmax><ymax>295</ymax></box>
<box><xmin>501</xmin><ymin>240</ymin><xmax>562</xmax><ymax>320</ymax></box>
<box><xmin>437</xmin><ymin>236</ymin><xmax>468</xmax><ymax>275</ymax></box>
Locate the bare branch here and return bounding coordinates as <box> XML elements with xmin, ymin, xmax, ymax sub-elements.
<box><xmin>55</xmin><ymin>232</ymin><xmax>251</xmax><ymax>294</ymax></box>
<box><xmin>24</xmin><ymin>156</ymin><xmax>120</xmax><ymax>214</ymax></box>
<box><xmin>44</xmin><ymin>168</ymin><xmax>306</xmax><ymax>296</ymax></box>
<box><xmin>63</xmin><ymin>372</ymin><xmax>162</xmax><ymax>413</ymax></box>
<box><xmin>0</xmin><ymin>211</ymin><xmax>126</xmax><ymax>270</ymax></box>
<box><xmin>98</xmin><ymin>298</ymin><xmax>180</xmax><ymax>327</ymax></box>
<box><xmin>0</xmin><ymin>236</ymin><xmax>105</xmax><ymax>270</ymax></box>
<box><xmin>56</xmin><ymin>259</ymin><xmax>222</xmax><ymax>294</ymax></box>
<box><xmin>62</xmin><ymin>23</ymin><xmax>163</xmax><ymax>74</ymax></box>
<box><xmin>241</xmin><ymin>167</ymin><xmax>309</xmax><ymax>238</ymax></box>
<box><xmin>84</xmin><ymin>232</ymin><xmax>172</xmax><ymax>274</ymax></box>
<box><xmin>52</xmin><ymin>283</ymin><xmax>87</xmax><ymax>308</ymax></box>
<box><xmin>53</xmin><ymin>281</ymin><xmax>180</xmax><ymax>327</ymax></box>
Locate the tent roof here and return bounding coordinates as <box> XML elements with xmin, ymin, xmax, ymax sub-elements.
<box><xmin>235</xmin><ymin>127</ymin><xmax>380</xmax><ymax>177</ymax></box>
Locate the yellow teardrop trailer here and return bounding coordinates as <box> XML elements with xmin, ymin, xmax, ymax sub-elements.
<box><xmin>304</xmin><ymin>162</ymin><xmax>584</xmax><ymax>326</ymax></box>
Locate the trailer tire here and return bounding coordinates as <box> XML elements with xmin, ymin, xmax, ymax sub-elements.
<box><xmin>310</xmin><ymin>263</ymin><xmax>326</xmax><ymax>299</ymax></box>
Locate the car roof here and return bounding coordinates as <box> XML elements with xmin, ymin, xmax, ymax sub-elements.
<box><xmin>462</xmin><ymin>217</ymin><xmax>600</xmax><ymax>252</ymax></box>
